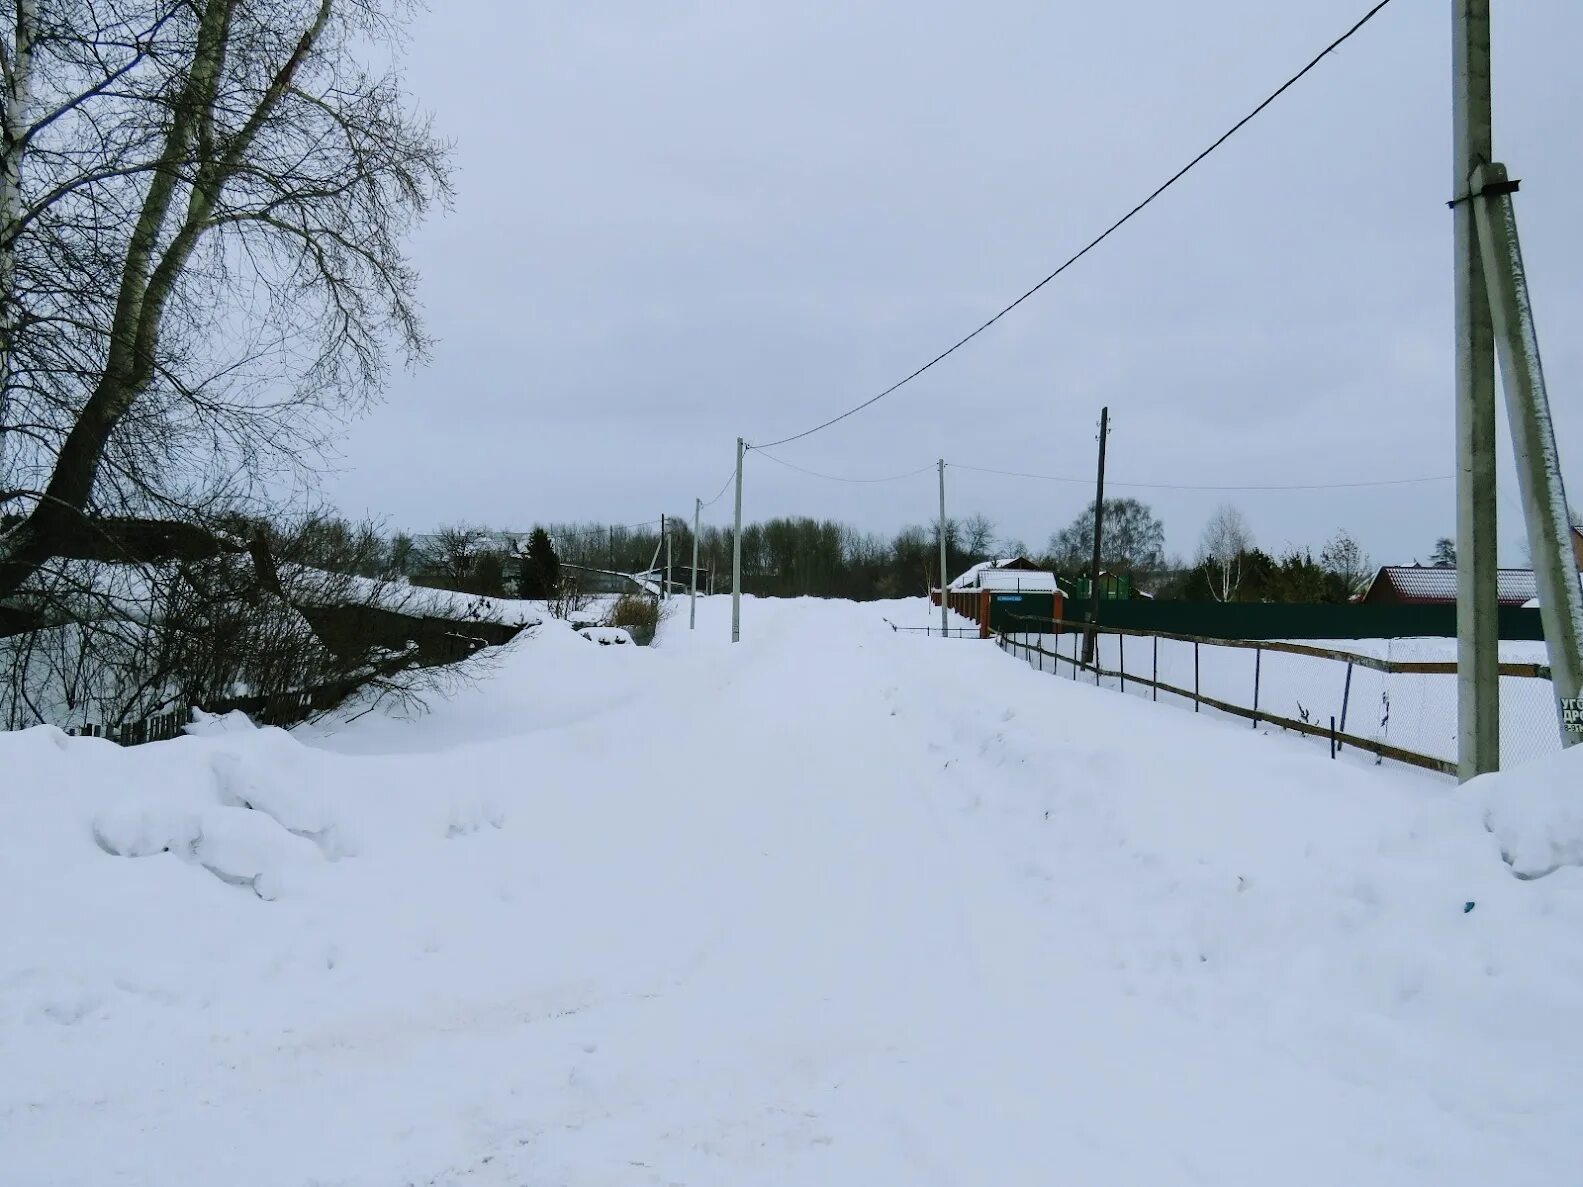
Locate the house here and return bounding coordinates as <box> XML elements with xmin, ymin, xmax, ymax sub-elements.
<box><xmin>1364</xmin><ymin>530</ymin><xmax>1583</xmax><ymax>607</ymax></box>
<box><xmin>560</xmin><ymin>564</ymin><xmax>649</xmax><ymax>596</ymax></box>
<box><xmin>947</xmin><ymin>557</ymin><xmax>1062</xmax><ymax>594</ymax></box>
<box><xmin>1361</xmin><ymin>565</ymin><xmax>1538</xmax><ymax>606</ymax></box>
<box><xmin>936</xmin><ymin>558</ymin><xmax>1066</xmax><ymax>637</ymax></box>
<box><xmin>1067</xmin><ymin>569</ymin><xmax>1146</xmax><ymax>601</ymax></box>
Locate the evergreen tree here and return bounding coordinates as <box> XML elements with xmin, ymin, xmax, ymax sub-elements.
<box><xmin>519</xmin><ymin>529</ymin><xmax>561</xmax><ymax>599</ymax></box>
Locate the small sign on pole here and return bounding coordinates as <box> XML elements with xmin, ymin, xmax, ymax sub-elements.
<box><xmin>1563</xmin><ymin>697</ymin><xmax>1583</xmax><ymax>736</ymax></box>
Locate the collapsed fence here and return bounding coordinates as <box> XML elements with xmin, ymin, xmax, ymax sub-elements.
<box><xmin>998</xmin><ymin>616</ymin><xmax>1561</xmax><ymax>777</ymax></box>
<box><xmin>68</xmin><ymin>674</ymin><xmax>397</xmax><ymax>746</ymax></box>
<box><xmin>65</xmin><ymin>629</ymin><xmax>500</xmax><ymax>747</ymax></box>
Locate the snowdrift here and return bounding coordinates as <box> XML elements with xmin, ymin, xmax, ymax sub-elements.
<box><xmin>3</xmin><ymin>596</ymin><xmax>1581</xmax><ymax>1186</ymax></box>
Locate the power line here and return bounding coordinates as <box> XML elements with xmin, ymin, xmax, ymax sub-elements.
<box><xmin>750</xmin><ymin>0</ymin><xmax>1400</xmax><ymax>452</ymax></box>
<box><xmin>544</xmin><ymin>518</ymin><xmax>662</xmax><ymax>544</ymax></box>
<box><xmin>736</xmin><ymin>450</ymin><xmax>1448</xmax><ymax>492</ymax></box>
<box><xmin>947</xmin><ymin>461</ymin><xmax>1453</xmax><ymax>492</ymax></box>
<box><xmin>752</xmin><ymin>448</ymin><xmax>936</xmax><ymax>485</ymax></box>
<box><xmin>700</xmin><ymin>466</ymin><xmax>737</xmax><ymax>508</ymax></box>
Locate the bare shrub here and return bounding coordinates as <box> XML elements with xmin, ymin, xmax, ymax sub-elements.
<box><xmin>546</xmin><ymin>577</ymin><xmax>593</xmax><ymax>622</ymax></box>
<box><xmin>603</xmin><ymin>592</ymin><xmax>660</xmax><ymax>642</ymax></box>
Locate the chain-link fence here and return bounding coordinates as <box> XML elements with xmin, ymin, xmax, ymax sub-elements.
<box><xmin>999</xmin><ymin>618</ymin><xmax>1564</xmax><ymax>776</ymax></box>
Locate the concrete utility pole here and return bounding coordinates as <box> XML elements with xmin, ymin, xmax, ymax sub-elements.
<box><xmin>1472</xmin><ymin>161</ymin><xmax>1583</xmax><ymax>745</ymax></box>
<box><xmin>732</xmin><ymin>437</ymin><xmax>744</xmax><ymax>643</ymax></box>
<box><xmin>1084</xmin><ymin>406</ymin><xmax>1109</xmax><ymax>664</ymax></box>
<box><xmin>689</xmin><ymin>496</ymin><xmax>701</xmax><ymax>631</ymax></box>
<box><xmin>1453</xmin><ymin>0</ymin><xmax>1500</xmax><ymax>779</ymax></box>
<box><xmin>938</xmin><ymin>459</ymin><xmax>948</xmax><ymax>636</ymax></box>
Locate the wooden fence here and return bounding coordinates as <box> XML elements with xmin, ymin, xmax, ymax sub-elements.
<box><xmin>997</xmin><ymin>616</ymin><xmax>1557</xmax><ymax>778</ymax></box>
<box><xmin>71</xmin><ymin>711</ymin><xmax>189</xmax><ymax>746</ymax></box>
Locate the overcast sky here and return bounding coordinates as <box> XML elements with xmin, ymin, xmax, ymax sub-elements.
<box><xmin>326</xmin><ymin>0</ymin><xmax>1583</xmax><ymax>568</ymax></box>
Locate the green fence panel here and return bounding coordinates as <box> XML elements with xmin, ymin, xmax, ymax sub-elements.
<box><xmin>1063</xmin><ymin>600</ymin><xmax>1545</xmax><ymax>641</ymax></box>
<box><xmin>988</xmin><ymin>591</ymin><xmax>1056</xmax><ymax>632</ymax></box>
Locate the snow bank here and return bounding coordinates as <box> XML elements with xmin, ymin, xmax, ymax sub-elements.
<box><xmin>1468</xmin><ymin>743</ymin><xmax>1583</xmax><ymax>878</ymax></box>
<box><xmin>4</xmin><ymin>594</ymin><xmax>1582</xmax><ymax>1186</ymax></box>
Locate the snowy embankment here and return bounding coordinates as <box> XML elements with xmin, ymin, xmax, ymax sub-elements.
<box><xmin>4</xmin><ymin>598</ymin><xmax>1582</xmax><ymax>1186</ymax></box>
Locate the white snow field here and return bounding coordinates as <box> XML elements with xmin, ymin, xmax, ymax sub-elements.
<box><xmin>4</xmin><ymin>595</ymin><xmax>1582</xmax><ymax>1186</ymax></box>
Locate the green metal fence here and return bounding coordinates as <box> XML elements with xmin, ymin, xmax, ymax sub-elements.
<box><xmin>1071</xmin><ymin>600</ymin><xmax>1545</xmax><ymax>641</ymax></box>
<box><xmin>986</xmin><ymin>591</ymin><xmax>1058</xmax><ymax>632</ymax></box>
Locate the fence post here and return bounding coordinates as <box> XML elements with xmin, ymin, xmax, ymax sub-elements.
<box><xmin>1094</xmin><ymin>631</ymin><xmax>1101</xmax><ymax>686</ymax></box>
<box><xmin>1119</xmin><ymin>632</ymin><xmax>1126</xmax><ymax>693</ymax></box>
<box><xmin>1338</xmin><ymin>662</ymin><xmax>1354</xmax><ymax>752</ymax></box>
<box><xmin>1330</xmin><ymin>715</ymin><xmax>1337</xmax><ymax>759</ymax></box>
<box><xmin>1252</xmin><ymin>646</ymin><xmax>1262</xmax><ymax>729</ymax></box>
<box><xmin>1071</xmin><ymin>630</ymin><xmax>1079</xmax><ymax>680</ymax></box>
<box><xmin>1194</xmin><ymin>641</ymin><xmax>1200</xmax><ymax>712</ymax></box>
<box><xmin>1152</xmin><ymin>635</ymin><xmax>1158</xmax><ymax>702</ymax></box>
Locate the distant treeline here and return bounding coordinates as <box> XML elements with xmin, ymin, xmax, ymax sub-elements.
<box><xmin>408</xmin><ymin>497</ymin><xmax>1378</xmax><ymax>604</ymax></box>
<box><xmin>541</xmin><ymin>517</ymin><xmax>974</xmax><ymax>600</ymax></box>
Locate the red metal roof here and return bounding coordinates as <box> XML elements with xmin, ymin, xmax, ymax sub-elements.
<box><xmin>1368</xmin><ymin>566</ymin><xmax>1536</xmax><ymax>606</ymax></box>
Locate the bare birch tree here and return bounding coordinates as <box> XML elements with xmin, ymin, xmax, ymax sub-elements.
<box><xmin>0</xmin><ymin>0</ymin><xmax>450</xmax><ymax>612</ymax></box>
<box><xmin>1197</xmin><ymin>503</ymin><xmax>1253</xmax><ymax>602</ymax></box>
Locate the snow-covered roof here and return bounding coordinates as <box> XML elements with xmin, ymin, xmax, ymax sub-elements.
<box><xmin>410</xmin><ymin>530</ymin><xmax>534</xmax><ymax>556</ymax></box>
<box><xmin>947</xmin><ymin>559</ymin><xmax>1058</xmax><ymax>592</ymax></box>
<box><xmin>1366</xmin><ymin>566</ymin><xmax>1537</xmax><ymax>606</ymax></box>
<box><xmin>946</xmin><ymin>561</ymin><xmax>993</xmax><ymax>590</ymax></box>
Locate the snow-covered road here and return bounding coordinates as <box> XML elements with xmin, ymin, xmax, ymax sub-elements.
<box><xmin>4</xmin><ymin>596</ymin><xmax>1580</xmax><ymax>1185</ymax></box>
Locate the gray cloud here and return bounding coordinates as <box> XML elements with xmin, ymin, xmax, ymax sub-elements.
<box><xmin>327</xmin><ymin>0</ymin><xmax>1583</xmax><ymax>568</ymax></box>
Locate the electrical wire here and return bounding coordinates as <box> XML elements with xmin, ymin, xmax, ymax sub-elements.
<box><xmin>749</xmin><ymin>0</ymin><xmax>1400</xmax><ymax>451</ymax></box>
<box><xmin>543</xmin><ymin>519</ymin><xmax>662</xmax><ymax>545</ymax></box>
<box><xmin>947</xmin><ymin>461</ymin><xmax>1453</xmax><ymax>492</ymax></box>
<box><xmin>752</xmin><ymin>448</ymin><xmax>937</xmax><ymax>485</ymax></box>
<box><xmin>699</xmin><ymin>466</ymin><xmax>737</xmax><ymax>508</ymax></box>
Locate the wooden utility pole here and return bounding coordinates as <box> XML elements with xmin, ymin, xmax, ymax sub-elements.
<box><xmin>732</xmin><ymin>437</ymin><xmax>744</xmax><ymax>643</ymax></box>
<box><xmin>1084</xmin><ymin>406</ymin><xmax>1109</xmax><ymax>664</ymax></box>
<box><xmin>938</xmin><ymin>459</ymin><xmax>948</xmax><ymax>636</ymax></box>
